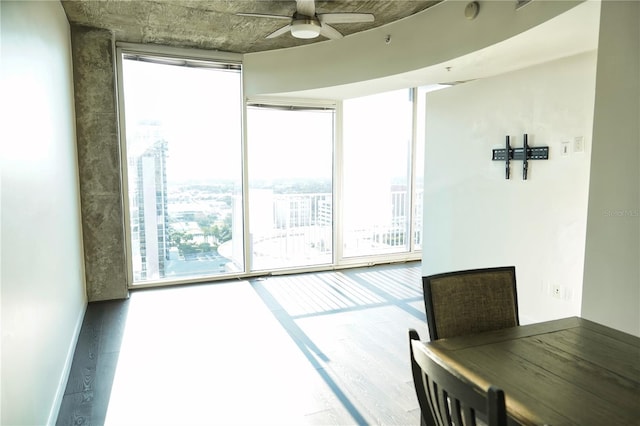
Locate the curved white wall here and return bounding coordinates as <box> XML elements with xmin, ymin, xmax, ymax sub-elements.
<box><xmin>1</xmin><ymin>1</ymin><xmax>87</xmax><ymax>424</ymax></box>
<box><xmin>243</xmin><ymin>0</ymin><xmax>582</xmax><ymax>98</ymax></box>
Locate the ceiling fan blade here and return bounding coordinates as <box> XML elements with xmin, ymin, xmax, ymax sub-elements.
<box><xmin>266</xmin><ymin>24</ymin><xmax>292</xmax><ymax>39</ymax></box>
<box><xmin>319</xmin><ymin>23</ymin><xmax>343</xmax><ymax>40</ymax></box>
<box><xmin>319</xmin><ymin>13</ymin><xmax>375</xmax><ymax>24</ymax></box>
<box><xmin>296</xmin><ymin>0</ymin><xmax>316</xmax><ymax>17</ymax></box>
<box><xmin>236</xmin><ymin>12</ymin><xmax>291</xmax><ymax>20</ymax></box>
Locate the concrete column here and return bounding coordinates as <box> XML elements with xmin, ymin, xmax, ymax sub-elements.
<box><xmin>71</xmin><ymin>25</ymin><xmax>128</xmax><ymax>301</ymax></box>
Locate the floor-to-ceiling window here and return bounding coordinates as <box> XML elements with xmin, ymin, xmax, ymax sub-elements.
<box><xmin>117</xmin><ymin>46</ymin><xmax>428</xmax><ymax>287</ymax></box>
<box><xmin>118</xmin><ymin>48</ymin><xmax>244</xmax><ymax>285</ymax></box>
<box><xmin>342</xmin><ymin>89</ymin><xmax>414</xmax><ymax>258</ymax></box>
<box><xmin>246</xmin><ymin>104</ymin><xmax>335</xmax><ymax>271</ymax></box>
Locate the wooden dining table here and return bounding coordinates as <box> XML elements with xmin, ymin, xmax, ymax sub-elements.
<box><xmin>414</xmin><ymin>316</ymin><xmax>640</xmax><ymax>425</ymax></box>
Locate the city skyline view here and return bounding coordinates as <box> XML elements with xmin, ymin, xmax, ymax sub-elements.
<box><xmin>120</xmin><ymin>52</ymin><xmax>424</xmax><ymax>285</ymax></box>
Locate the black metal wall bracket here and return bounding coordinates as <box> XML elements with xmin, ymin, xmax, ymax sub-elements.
<box><xmin>492</xmin><ymin>134</ymin><xmax>549</xmax><ymax>180</ymax></box>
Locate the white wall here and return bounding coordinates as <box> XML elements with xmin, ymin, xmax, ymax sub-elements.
<box><xmin>243</xmin><ymin>0</ymin><xmax>583</xmax><ymax>98</ymax></box>
<box><xmin>582</xmin><ymin>0</ymin><xmax>640</xmax><ymax>336</ymax></box>
<box><xmin>0</xmin><ymin>1</ymin><xmax>87</xmax><ymax>424</ymax></box>
<box><xmin>422</xmin><ymin>52</ymin><xmax>596</xmax><ymax>324</ymax></box>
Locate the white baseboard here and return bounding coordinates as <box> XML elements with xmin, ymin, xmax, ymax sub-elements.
<box><xmin>47</xmin><ymin>302</ymin><xmax>88</xmax><ymax>425</ymax></box>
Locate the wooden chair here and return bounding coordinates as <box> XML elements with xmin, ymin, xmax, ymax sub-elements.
<box><xmin>422</xmin><ymin>266</ymin><xmax>519</xmax><ymax>341</ymax></box>
<box><xmin>409</xmin><ymin>328</ymin><xmax>508</xmax><ymax>426</ymax></box>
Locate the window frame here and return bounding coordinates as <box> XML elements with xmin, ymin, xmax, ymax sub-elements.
<box><xmin>244</xmin><ymin>99</ymin><xmax>338</xmax><ymax>274</ymax></box>
<box><xmin>116</xmin><ymin>43</ymin><xmax>425</xmax><ymax>289</ymax></box>
<box><xmin>116</xmin><ymin>43</ymin><xmax>244</xmax><ymax>288</ymax></box>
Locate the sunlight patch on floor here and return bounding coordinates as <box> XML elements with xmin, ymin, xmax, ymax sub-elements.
<box><xmin>104</xmin><ymin>281</ymin><xmax>336</xmax><ymax>425</ymax></box>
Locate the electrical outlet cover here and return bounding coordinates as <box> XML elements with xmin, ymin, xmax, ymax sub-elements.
<box><xmin>552</xmin><ymin>284</ymin><xmax>562</xmax><ymax>299</ymax></box>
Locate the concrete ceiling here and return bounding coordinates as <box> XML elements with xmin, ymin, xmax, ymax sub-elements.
<box><xmin>61</xmin><ymin>0</ymin><xmax>442</xmax><ymax>53</ymax></box>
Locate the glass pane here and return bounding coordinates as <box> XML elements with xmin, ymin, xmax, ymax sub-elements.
<box><xmin>247</xmin><ymin>106</ymin><xmax>334</xmax><ymax>271</ymax></box>
<box><xmin>342</xmin><ymin>90</ymin><xmax>413</xmax><ymax>257</ymax></box>
<box><xmin>414</xmin><ymin>87</ymin><xmax>427</xmax><ymax>251</ymax></box>
<box><xmin>121</xmin><ymin>56</ymin><xmax>244</xmax><ymax>284</ymax></box>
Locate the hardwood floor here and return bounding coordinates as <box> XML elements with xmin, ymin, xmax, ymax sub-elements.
<box><xmin>57</xmin><ymin>261</ymin><xmax>428</xmax><ymax>426</ymax></box>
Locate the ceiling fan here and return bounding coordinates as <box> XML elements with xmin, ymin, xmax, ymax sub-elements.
<box><xmin>237</xmin><ymin>0</ymin><xmax>374</xmax><ymax>40</ymax></box>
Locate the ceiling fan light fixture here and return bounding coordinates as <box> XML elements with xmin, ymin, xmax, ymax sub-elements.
<box><xmin>290</xmin><ymin>17</ymin><xmax>321</xmax><ymax>39</ymax></box>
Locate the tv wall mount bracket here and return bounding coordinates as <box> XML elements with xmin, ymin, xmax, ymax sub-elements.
<box><xmin>492</xmin><ymin>134</ymin><xmax>548</xmax><ymax>180</ymax></box>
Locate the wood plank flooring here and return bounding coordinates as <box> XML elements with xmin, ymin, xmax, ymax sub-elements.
<box><xmin>57</xmin><ymin>261</ymin><xmax>428</xmax><ymax>426</ymax></box>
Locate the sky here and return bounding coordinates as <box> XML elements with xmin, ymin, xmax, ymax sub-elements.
<box><xmin>122</xmin><ymin>57</ymin><xmax>419</xmax><ymax>187</ymax></box>
<box><xmin>123</xmin><ymin>59</ymin><xmax>243</xmax><ymax>183</ymax></box>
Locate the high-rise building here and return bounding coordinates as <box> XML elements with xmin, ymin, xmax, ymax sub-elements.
<box><xmin>128</xmin><ymin>121</ymin><xmax>170</xmax><ymax>281</ymax></box>
<box><xmin>274</xmin><ymin>195</ymin><xmax>312</xmax><ymax>229</ymax></box>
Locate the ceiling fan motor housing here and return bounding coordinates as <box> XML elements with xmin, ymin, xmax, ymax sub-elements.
<box><xmin>291</xmin><ymin>13</ymin><xmax>322</xmax><ymax>39</ymax></box>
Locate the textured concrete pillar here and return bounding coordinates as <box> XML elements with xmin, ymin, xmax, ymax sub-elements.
<box><xmin>71</xmin><ymin>25</ymin><xmax>128</xmax><ymax>301</ymax></box>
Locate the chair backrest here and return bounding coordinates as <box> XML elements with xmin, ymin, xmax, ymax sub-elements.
<box><xmin>409</xmin><ymin>328</ymin><xmax>508</xmax><ymax>426</ymax></box>
<box><xmin>422</xmin><ymin>266</ymin><xmax>519</xmax><ymax>341</ymax></box>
